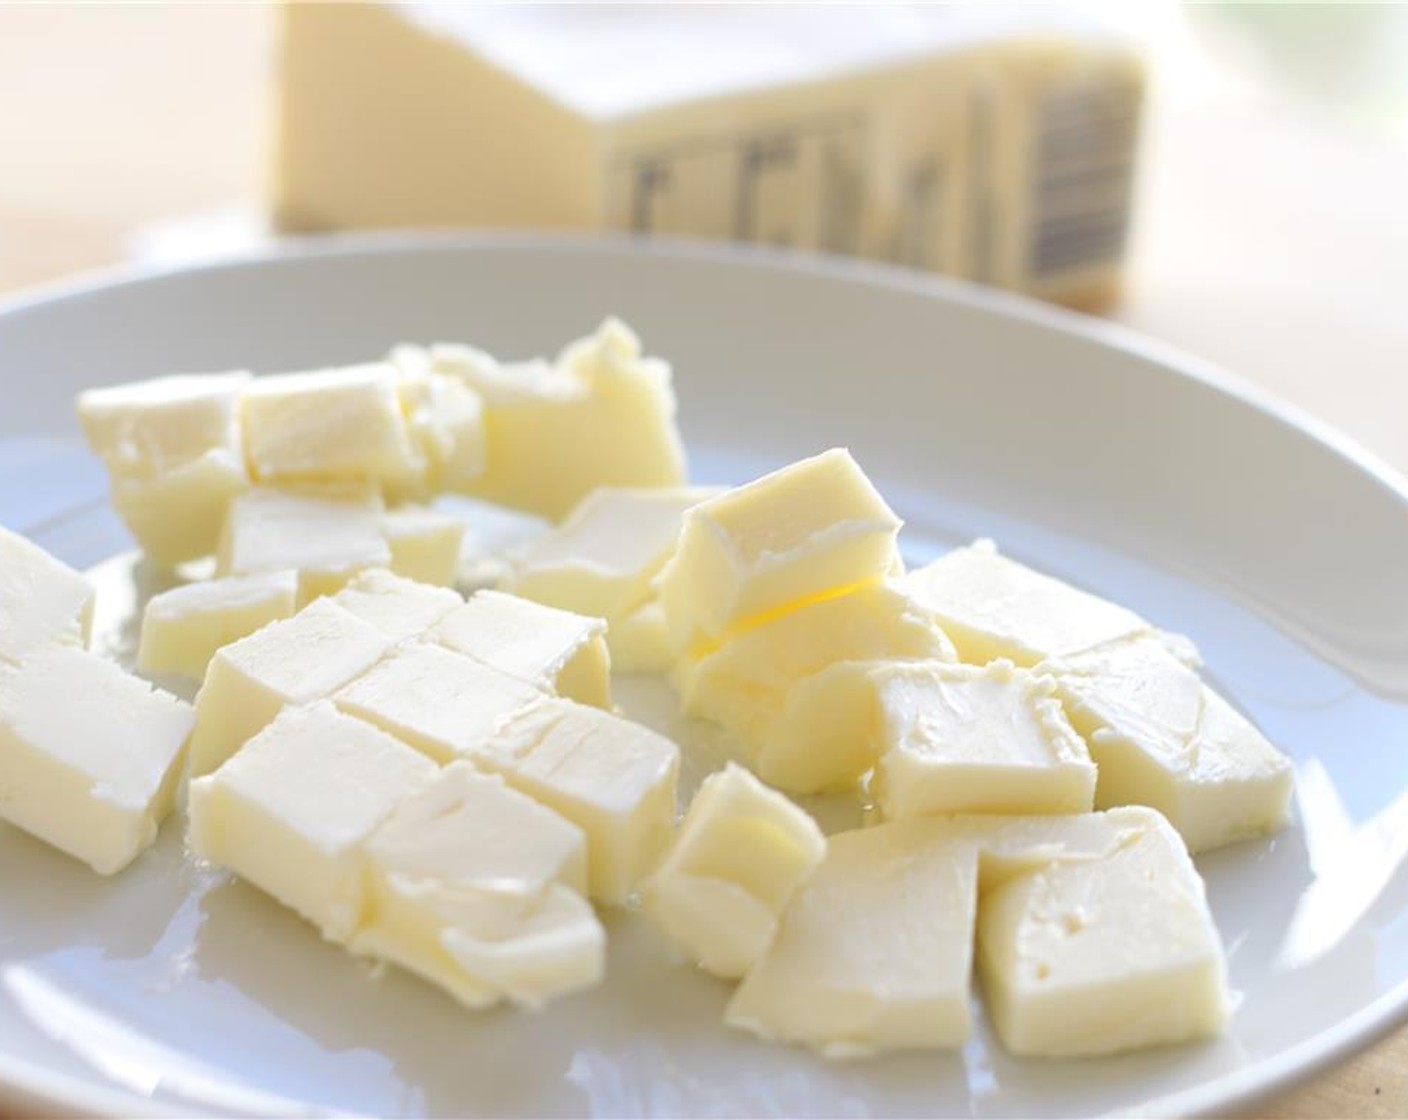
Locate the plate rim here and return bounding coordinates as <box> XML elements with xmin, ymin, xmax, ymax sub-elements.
<box><xmin>1</xmin><ymin>229</ymin><xmax>1406</xmax><ymax>1119</ymax></box>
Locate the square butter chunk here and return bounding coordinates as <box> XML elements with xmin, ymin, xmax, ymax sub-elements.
<box><xmin>0</xmin><ymin>646</ymin><xmax>193</xmax><ymax>875</ymax></box>
<box><xmin>189</xmin><ymin>597</ymin><xmax>395</xmax><ymax>776</ymax></box>
<box><xmin>432</xmin><ymin>590</ymin><xmax>611</xmax><ymax>710</ymax></box>
<box><xmin>609</xmin><ymin>600</ymin><xmax>673</xmax><ymax>674</ymax></box>
<box><xmin>903</xmin><ymin>539</ymin><xmax>1151</xmax><ymax>667</ymax></box>
<box><xmin>332</xmin><ymin>569</ymin><xmax>461</xmax><ymax>642</ymax></box>
<box><xmin>976</xmin><ymin>806</ymin><xmax>1230</xmax><ymax>1057</ymax></box>
<box><xmin>188</xmin><ymin>701</ymin><xmax>438</xmax><ymax>940</ymax></box>
<box><xmin>657</xmin><ymin>448</ymin><xmax>903</xmax><ymax>647</ymax></box>
<box><xmin>334</xmin><ymin>642</ymin><xmax>541</xmax><ymax>765</ymax></box>
<box><xmin>353</xmin><ymin>762</ymin><xmax>602</xmax><ymax>1010</ymax></box>
<box><xmin>387</xmin><ymin>349</ymin><xmax>487</xmax><ymax>497</ymax></box>
<box><xmin>641</xmin><ymin>763</ymin><xmax>825</xmax><ymax>979</ymax></box>
<box><xmin>381</xmin><ymin>505</ymin><xmax>465</xmax><ymax>587</ymax></box>
<box><xmin>483</xmin><ymin>697</ymin><xmax>680</xmax><ymax>905</ymax></box>
<box><xmin>726</xmin><ymin>817</ymin><xmax>979</xmax><ymax>1057</ymax></box>
<box><xmin>113</xmin><ymin>451</ymin><xmax>251</xmax><ymax>567</ymax></box>
<box><xmin>217</xmin><ymin>485</ymin><xmax>392</xmax><ymax>605</ymax></box>
<box><xmin>240</xmin><ymin>363</ymin><xmax>420</xmax><ymax>485</ymax></box>
<box><xmin>1042</xmin><ymin>636</ymin><xmax>1293</xmax><ymax>853</ymax></box>
<box><xmin>138</xmin><ymin>571</ymin><xmax>298</xmax><ymax>679</ymax></box>
<box><xmin>0</xmin><ymin>526</ymin><xmax>95</xmax><ymax>665</ymax></box>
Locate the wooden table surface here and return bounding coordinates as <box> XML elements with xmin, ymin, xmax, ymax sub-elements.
<box><xmin>2</xmin><ymin>6</ymin><xmax>1407</xmax><ymax>1117</ymax></box>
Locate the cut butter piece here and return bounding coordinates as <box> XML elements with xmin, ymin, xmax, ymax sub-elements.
<box><xmin>112</xmin><ymin>451</ymin><xmax>251</xmax><ymax>567</ymax></box>
<box><xmin>609</xmin><ymin>600</ymin><xmax>673</xmax><ymax>674</ymax></box>
<box><xmin>432</xmin><ymin>589</ymin><xmax>611</xmax><ymax>710</ymax></box>
<box><xmin>188</xmin><ymin>700</ymin><xmax>438</xmax><ymax>940</ymax></box>
<box><xmin>482</xmin><ymin>697</ymin><xmax>680</xmax><ymax>905</ymax></box>
<box><xmin>189</xmin><ymin>597</ymin><xmax>394</xmax><ymax>776</ymax></box>
<box><xmin>0</xmin><ymin>525</ymin><xmax>95</xmax><ymax>665</ymax></box>
<box><xmin>386</xmin><ymin>352</ymin><xmax>487</xmax><ymax>499</ymax></box>
<box><xmin>381</xmin><ymin>505</ymin><xmax>465</xmax><ymax>587</ymax></box>
<box><xmin>0</xmin><ymin>646</ymin><xmax>193</xmax><ymax>874</ymax></box>
<box><xmin>138</xmin><ymin>571</ymin><xmax>298</xmax><ymax>680</ymax></box>
<box><xmin>332</xmin><ymin>569</ymin><xmax>461</xmax><ymax>642</ymax></box>
<box><xmin>1044</xmin><ymin>636</ymin><xmax>1293</xmax><ymax>853</ymax></box>
<box><xmin>641</xmin><ymin>763</ymin><xmax>824</xmax><ymax>979</ymax></box>
<box><xmin>657</xmin><ymin>448</ymin><xmax>902</xmax><ymax>648</ymax></box>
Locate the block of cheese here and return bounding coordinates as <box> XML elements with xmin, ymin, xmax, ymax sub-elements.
<box><xmin>657</xmin><ymin>449</ymin><xmax>903</xmax><ymax>649</ymax></box>
<box><xmin>609</xmin><ymin>600</ymin><xmax>673</xmax><ymax>675</ymax></box>
<box><xmin>274</xmin><ymin>6</ymin><xmax>1144</xmax><ymax>308</ymax></box>
<box><xmin>432</xmin><ymin>590</ymin><xmax>611</xmax><ymax>710</ymax></box>
<box><xmin>675</xmin><ymin>580</ymin><xmax>954</xmax><ymax>765</ymax></box>
<box><xmin>241</xmin><ymin>364</ymin><xmax>420</xmax><ymax>486</ymax></box>
<box><xmin>334</xmin><ymin>642</ymin><xmax>541</xmax><ymax>765</ymax></box>
<box><xmin>188</xmin><ymin>701</ymin><xmax>438</xmax><ymax>940</ymax></box>
<box><xmin>381</xmin><ymin>505</ymin><xmax>465</xmax><ymax>587</ymax></box>
<box><xmin>903</xmin><ymin>539</ymin><xmax>1151</xmax><ymax>667</ymax></box>
<box><xmin>332</xmin><ymin>569</ymin><xmax>461</xmax><ymax>642</ymax></box>
<box><xmin>483</xmin><ymin>697</ymin><xmax>680</xmax><ymax>905</ymax></box>
<box><xmin>428</xmin><ymin>319</ymin><xmax>686</xmax><ymax>521</ymax></box>
<box><xmin>353</xmin><ymin>762</ymin><xmax>602</xmax><ymax>1009</ymax></box>
<box><xmin>0</xmin><ymin>646</ymin><xmax>193</xmax><ymax>874</ymax></box>
<box><xmin>138</xmin><ymin>571</ymin><xmax>298</xmax><ymax>679</ymax></box>
<box><xmin>217</xmin><ymin>486</ymin><xmax>392</xmax><ymax>605</ymax></box>
<box><xmin>113</xmin><ymin>452</ymin><xmax>252</xmax><ymax>568</ymax></box>
<box><xmin>641</xmin><ymin>763</ymin><xmax>825</xmax><ymax>979</ymax></box>
<box><xmin>1043</xmin><ymin>636</ymin><xmax>1293</xmax><ymax>852</ymax></box>
<box><xmin>0</xmin><ymin>526</ymin><xmax>95</xmax><ymax>665</ymax></box>
<box><xmin>386</xmin><ymin>349</ymin><xmax>488</xmax><ymax>499</ymax></box>
<box><xmin>189</xmin><ymin>597</ymin><xmax>395</xmax><ymax>776</ymax></box>
<box><xmin>975</xmin><ymin>806</ymin><xmax>1230</xmax><ymax>1056</ymax></box>
<box><xmin>726</xmin><ymin>817</ymin><xmax>979</xmax><ymax>1056</ymax></box>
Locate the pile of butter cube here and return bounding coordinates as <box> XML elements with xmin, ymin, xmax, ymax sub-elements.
<box><xmin>0</xmin><ymin>318</ymin><xmax>1295</xmax><ymax>1065</ymax></box>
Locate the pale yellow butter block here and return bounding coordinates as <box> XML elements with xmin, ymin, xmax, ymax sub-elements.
<box><xmin>334</xmin><ymin>642</ymin><xmax>541</xmax><ymax>764</ymax></box>
<box><xmin>976</xmin><ymin>806</ymin><xmax>1230</xmax><ymax>1057</ymax></box>
<box><xmin>641</xmin><ymin>763</ymin><xmax>824</xmax><ymax>979</ymax></box>
<box><xmin>484</xmin><ymin>697</ymin><xmax>680</xmax><ymax>905</ymax></box>
<box><xmin>189</xmin><ymin>597</ymin><xmax>394</xmax><ymax>776</ymax></box>
<box><xmin>241</xmin><ymin>363</ymin><xmax>420</xmax><ymax>485</ymax></box>
<box><xmin>113</xmin><ymin>451</ymin><xmax>251</xmax><ymax>567</ymax></box>
<box><xmin>0</xmin><ymin>526</ymin><xmax>95</xmax><ymax>664</ymax></box>
<box><xmin>188</xmin><ymin>700</ymin><xmax>437</xmax><ymax>940</ymax></box>
<box><xmin>381</xmin><ymin>505</ymin><xmax>465</xmax><ymax>587</ymax></box>
<box><xmin>332</xmin><ymin>569</ymin><xmax>461</xmax><ymax>642</ymax></box>
<box><xmin>0</xmin><ymin>646</ymin><xmax>193</xmax><ymax>874</ymax></box>
<box><xmin>726</xmin><ymin>817</ymin><xmax>979</xmax><ymax>1056</ymax></box>
<box><xmin>609</xmin><ymin>600</ymin><xmax>673</xmax><ymax>674</ymax></box>
<box><xmin>1044</xmin><ymin>636</ymin><xmax>1292</xmax><ymax>853</ymax></box>
<box><xmin>433</xmin><ymin>590</ymin><xmax>611</xmax><ymax>710</ymax></box>
<box><xmin>354</xmin><ymin>762</ymin><xmax>602</xmax><ymax>1009</ymax></box>
<box><xmin>903</xmin><ymin>539</ymin><xmax>1150</xmax><ymax>667</ymax></box>
<box><xmin>217</xmin><ymin>486</ymin><xmax>392</xmax><ymax>605</ymax></box>
<box><xmin>430</xmin><ymin>318</ymin><xmax>686</xmax><ymax>521</ymax></box>
<box><xmin>138</xmin><ymin>571</ymin><xmax>298</xmax><ymax>679</ymax></box>
<box><xmin>657</xmin><ymin>449</ymin><xmax>902</xmax><ymax>648</ymax></box>
<box><xmin>388</xmin><ymin>348</ymin><xmax>487</xmax><ymax>496</ymax></box>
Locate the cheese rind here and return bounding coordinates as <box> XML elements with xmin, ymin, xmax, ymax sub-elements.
<box><xmin>641</xmin><ymin>764</ymin><xmax>825</xmax><ymax>978</ymax></box>
<box><xmin>331</xmin><ymin>569</ymin><xmax>462</xmax><ymax>642</ymax></box>
<box><xmin>0</xmin><ymin>646</ymin><xmax>193</xmax><ymax>874</ymax></box>
<box><xmin>381</xmin><ymin>505</ymin><xmax>465</xmax><ymax>587</ymax></box>
<box><xmin>0</xmin><ymin>526</ymin><xmax>95</xmax><ymax>665</ymax></box>
<box><xmin>138</xmin><ymin>571</ymin><xmax>299</xmax><ymax>679</ymax></box>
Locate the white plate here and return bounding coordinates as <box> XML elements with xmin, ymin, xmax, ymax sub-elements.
<box><xmin>2</xmin><ymin>235</ymin><xmax>1407</xmax><ymax>1119</ymax></box>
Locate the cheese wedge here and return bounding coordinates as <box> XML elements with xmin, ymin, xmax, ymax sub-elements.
<box><xmin>138</xmin><ymin>571</ymin><xmax>298</xmax><ymax>679</ymax></box>
<box><xmin>641</xmin><ymin>763</ymin><xmax>824</xmax><ymax>978</ymax></box>
<box><xmin>331</xmin><ymin>569</ymin><xmax>461</xmax><ymax>642</ymax></box>
<box><xmin>0</xmin><ymin>646</ymin><xmax>193</xmax><ymax>875</ymax></box>
<box><xmin>381</xmin><ymin>505</ymin><xmax>465</xmax><ymax>587</ymax></box>
<box><xmin>0</xmin><ymin>526</ymin><xmax>95</xmax><ymax>664</ymax></box>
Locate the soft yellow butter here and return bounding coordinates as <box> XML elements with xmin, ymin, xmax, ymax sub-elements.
<box><xmin>381</xmin><ymin>505</ymin><xmax>465</xmax><ymax>587</ymax></box>
<box><xmin>0</xmin><ymin>526</ymin><xmax>95</xmax><ymax>665</ymax></box>
<box><xmin>113</xmin><ymin>452</ymin><xmax>252</xmax><ymax>568</ymax></box>
<box><xmin>386</xmin><ymin>350</ymin><xmax>487</xmax><ymax>500</ymax></box>
<box><xmin>332</xmin><ymin>569</ymin><xmax>461</xmax><ymax>643</ymax></box>
<box><xmin>609</xmin><ymin>600</ymin><xmax>673</xmax><ymax>674</ymax></box>
<box><xmin>138</xmin><ymin>571</ymin><xmax>298</xmax><ymax>680</ymax></box>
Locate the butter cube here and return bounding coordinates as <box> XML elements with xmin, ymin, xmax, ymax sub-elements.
<box><xmin>188</xmin><ymin>701</ymin><xmax>437</xmax><ymax>939</ymax></box>
<box><xmin>484</xmin><ymin>697</ymin><xmax>680</xmax><ymax>905</ymax></box>
<box><xmin>189</xmin><ymin>597</ymin><xmax>394</xmax><ymax>776</ymax></box>
<box><xmin>138</xmin><ymin>571</ymin><xmax>298</xmax><ymax>679</ymax></box>
<box><xmin>0</xmin><ymin>646</ymin><xmax>193</xmax><ymax>874</ymax></box>
<box><xmin>657</xmin><ymin>449</ymin><xmax>902</xmax><ymax>648</ymax></box>
<box><xmin>354</xmin><ymin>763</ymin><xmax>602</xmax><ymax>1009</ymax></box>
<box><xmin>675</xmin><ymin>580</ymin><xmax>954</xmax><ymax>765</ymax></box>
<box><xmin>334</xmin><ymin>642</ymin><xmax>541</xmax><ymax>764</ymax></box>
<box><xmin>609</xmin><ymin>600</ymin><xmax>673</xmax><ymax>674</ymax></box>
<box><xmin>903</xmin><ymin>539</ymin><xmax>1149</xmax><ymax>667</ymax></box>
<box><xmin>388</xmin><ymin>349</ymin><xmax>487</xmax><ymax>496</ymax></box>
<box><xmin>976</xmin><ymin>806</ymin><xmax>1230</xmax><ymax>1056</ymax></box>
<box><xmin>0</xmin><ymin>526</ymin><xmax>95</xmax><ymax>664</ymax></box>
<box><xmin>241</xmin><ymin>364</ymin><xmax>420</xmax><ymax>485</ymax></box>
<box><xmin>1044</xmin><ymin>637</ymin><xmax>1293</xmax><ymax>853</ymax></box>
<box><xmin>332</xmin><ymin>569</ymin><xmax>461</xmax><ymax>642</ymax></box>
<box><xmin>641</xmin><ymin>763</ymin><xmax>824</xmax><ymax>979</ymax></box>
<box><xmin>217</xmin><ymin>486</ymin><xmax>392</xmax><ymax>605</ymax></box>
<box><xmin>112</xmin><ymin>451</ymin><xmax>251</xmax><ymax>567</ymax></box>
<box><xmin>381</xmin><ymin>505</ymin><xmax>465</xmax><ymax>587</ymax></box>
<box><xmin>429</xmin><ymin>319</ymin><xmax>686</xmax><ymax>521</ymax></box>
<box><xmin>726</xmin><ymin>817</ymin><xmax>979</xmax><ymax>1056</ymax></box>
<box><xmin>433</xmin><ymin>590</ymin><xmax>611</xmax><ymax>710</ymax></box>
